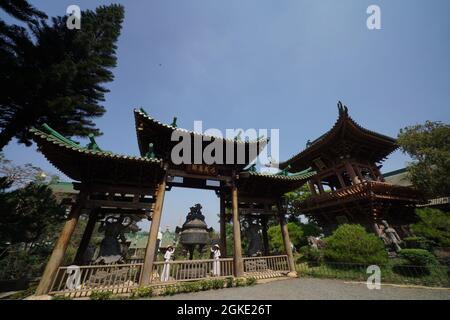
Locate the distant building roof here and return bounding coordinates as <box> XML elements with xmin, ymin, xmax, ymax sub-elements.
<box><xmin>382</xmin><ymin>168</ymin><xmax>412</xmax><ymax>187</ymax></box>
<box><xmin>127</xmin><ymin>232</ymin><xmax>149</xmax><ymax>249</ymax></box>
<box><xmin>49</xmin><ymin>181</ymin><xmax>78</xmax><ymax>194</ymax></box>
<box><xmin>160</xmin><ymin>228</ymin><xmax>178</xmax><ymax>249</ymax></box>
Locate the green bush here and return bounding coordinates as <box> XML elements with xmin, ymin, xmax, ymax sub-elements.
<box><xmin>132</xmin><ymin>286</ymin><xmax>153</xmax><ymax>298</ymax></box>
<box><xmin>211</xmin><ymin>278</ymin><xmax>225</xmax><ymax>290</ymax></box>
<box><xmin>246</xmin><ymin>277</ymin><xmax>256</xmax><ymax>286</ymax></box>
<box><xmin>89</xmin><ymin>291</ymin><xmax>113</xmax><ymax>300</ymax></box>
<box><xmin>161</xmin><ymin>286</ymin><xmax>177</xmax><ymax>296</ymax></box>
<box><xmin>299</xmin><ymin>245</ymin><xmax>324</xmax><ymax>265</ymax></box>
<box><xmin>323</xmin><ymin>224</ymin><xmax>388</xmax><ymax>265</ymax></box>
<box><xmin>198</xmin><ymin>280</ymin><xmax>213</xmax><ymax>291</ymax></box>
<box><xmin>403</xmin><ymin>236</ymin><xmax>433</xmax><ymax>250</ymax></box>
<box><xmin>410</xmin><ymin>208</ymin><xmax>450</xmax><ymax>247</ymax></box>
<box><xmin>398</xmin><ymin>249</ymin><xmax>438</xmax><ymax>266</ymax></box>
<box><xmin>225</xmin><ymin>277</ymin><xmax>234</xmax><ymax>288</ymax></box>
<box><xmin>234</xmin><ymin>278</ymin><xmax>245</xmax><ymax>287</ymax></box>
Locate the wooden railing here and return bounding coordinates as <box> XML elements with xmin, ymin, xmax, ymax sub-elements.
<box><xmin>298</xmin><ymin>181</ymin><xmax>423</xmax><ymax>210</ymax></box>
<box><xmin>49</xmin><ymin>256</ymin><xmax>288</xmax><ymax>295</ymax></box>
<box><xmin>50</xmin><ymin>263</ymin><xmax>142</xmax><ymax>296</ymax></box>
<box><xmin>151</xmin><ymin>258</ymin><xmax>234</xmax><ymax>283</ymax></box>
<box><xmin>243</xmin><ymin>255</ymin><xmax>289</xmax><ymax>273</ymax></box>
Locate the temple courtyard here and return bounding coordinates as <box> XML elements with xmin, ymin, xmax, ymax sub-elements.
<box><xmin>151</xmin><ymin>278</ymin><xmax>450</xmax><ymax>300</ymax></box>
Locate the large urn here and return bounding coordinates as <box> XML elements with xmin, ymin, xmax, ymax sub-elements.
<box><xmin>175</xmin><ymin>204</ymin><xmax>213</xmax><ymax>259</ymax></box>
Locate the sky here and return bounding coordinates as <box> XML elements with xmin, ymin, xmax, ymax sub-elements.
<box><xmin>1</xmin><ymin>0</ymin><xmax>450</xmax><ymax>231</ymax></box>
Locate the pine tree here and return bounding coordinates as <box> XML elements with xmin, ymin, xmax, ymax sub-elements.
<box><xmin>0</xmin><ymin>2</ymin><xmax>125</xmax><ymax>150</ymax></box>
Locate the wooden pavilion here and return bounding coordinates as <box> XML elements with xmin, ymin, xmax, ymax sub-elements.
<box><xmin>279</xmin><ymin>102</ymin><xmax>423</xmax><ymax>237</ymax></box>
<box><xmin>32</xmin><ymin>109</ymin><xmax>313</xmax><ymax>296</ymax></box>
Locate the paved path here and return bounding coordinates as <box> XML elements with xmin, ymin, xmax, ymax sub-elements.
<box><xmin>152</xmin><ymin>278</ymin><xmax>450</xmax><ymax>300</ymax></box>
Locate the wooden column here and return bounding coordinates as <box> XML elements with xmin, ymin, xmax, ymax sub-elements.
<box><xmin>35</xmin><ymin>193</ymin><xmax>86</xmax><ymax>295</ymax></box>
<box><xmin>336</xmin><ymin>171</ymin><xmax>346</xmax><ymax>188</ymax></box>
<box><xmin>260</xmin><ymin>215</ymin><xmax>270</xmax><ymax>256</ymax></box>
<box><xmin>277</xmin><ymin>200</ymin><xmax>296</xmax><ymax>274</ymax></box>
<box><xmin>316</xmin><ymin>180</ymin><xmax>325</xmax><ymax>194</ymax></box>
<box><xmin>231</xmin><ymin>179</ymin><xmax>244</xmax><ymax>277</ymax></box>
<box><xmin>140</xmin><ymin>173</ymin><xmax>167</xmax><ymax>286</ymax></box>
<box><xmin>73</xmin><ymin>209</ymin><xmax>99</xmax><ymax>265</ymax></box>
<box><xmin>345</xmin><ymin>161</ymin><xmax>360</xmax><ymax>185</ymax></box>
<box><xmin>219</xmin><ymin>194</ymin><xmax>227</xmax><ymax>257</ymax></box>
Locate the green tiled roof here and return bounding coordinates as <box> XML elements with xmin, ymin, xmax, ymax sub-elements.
<box><xmin>31</xmin><ymin>125</ymin><xmax>163</xmax><ymax>164</ymax></box>
<box><xmin>240</xmin><ymin>167</ymin><xmax>316</xmax><ymax>181</ymax></box>
<box><xmin>49</xmin><ymin>181</ymin><xmax>77</xmax><ymax>194</ymax></box>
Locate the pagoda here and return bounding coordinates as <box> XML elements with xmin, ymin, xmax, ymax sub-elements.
<box><xmin>279</xmin><ymin>102</ymin><xmax>423</xmax><ymax>237</ymax></box>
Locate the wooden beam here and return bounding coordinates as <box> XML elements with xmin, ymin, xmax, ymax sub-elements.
<box><xmin>261</xmin><ymin>215</ymin><xmax>270</xmax><ymax>256</ymax></box>
<box><xmin>231</xmin><ymin>179</ymin><xmax>244</xmax><ymax>277</ymax></box>
<box><xmin>140</xmin><ymin>172</ymin><xmax>167</xmax><ymax>286</ymax></box>
<box><xmin>219</xmin><ymin>194</ymin><xmax>227</xmax><ymax>257</ymax></box>
<box><xmin>35</xmin><ymin>192</ymin><xmax>86</xmax><ymax>295</ymax></box>
<box><xmin>167</xmin><ymin>169</ymin><xmax>231</xmax><ymax>182</ymax></box>
<box><xmin>277</xmin><ymin>200</ymin><xmax>296</xmax><ymax>274</ymax></box>
<box><xmin>73</xmin><ymin>209</ymin><xmax>99</xmax><ymax>265</ymax></box>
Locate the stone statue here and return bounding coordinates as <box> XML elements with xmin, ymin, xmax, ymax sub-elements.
<box><xmin>95</xmin><ymin>215</ymin><xmax>132</xmax><ymax>264</ymax></box>
<box><xmin>380</xmin><ymin>220</ymin><xmax>402</xmax><ymax>253</ymax></box>
<box><xmin>307</xmin><ymin>235</ymin><xmax>325</xmax><ymax>250</ymax></box>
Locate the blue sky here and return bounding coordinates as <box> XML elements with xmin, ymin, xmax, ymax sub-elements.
<box><xmin>2</xmin><ymin>0</ymin><xmax>449</xmax><ymax>231</ymax></box>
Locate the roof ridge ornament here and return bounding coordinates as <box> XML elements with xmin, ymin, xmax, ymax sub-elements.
<box><xmin>171</xmin><ymin>117</ymin><xmax>177</xmax><ymax>128</ymax></box>
<box><xmin>337</xmin><ymin>101</ymin><xmax>348</xmax><ymax>116</ymax></box>
<box><xmin>139</xmin><ymin>107</ymin><xmax>149</xmax><ymax>116</ymax></box>
<box><xmin>145</xmin><ymin>142</ymin><xmax>156</xmax><ymax>159</ymax></box>
<box><xmin>86</xmin><ymin>134</ymin><xmax>102</xmax><ymax>151</ymax></box>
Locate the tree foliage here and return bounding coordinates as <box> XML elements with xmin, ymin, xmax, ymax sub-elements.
<box><xmin>397</xmin><ymin>121</ymin><xmax>450</xmax><ymax>197</ymax></box>
<box><xmin>323</xmin><ymin>224</ymin><xmax>388</xmax><ymax>265</ymax></box>
<box><xmin>267</xmin><ymin>221</ymin><xmax>320</xmax><ymax>253</ymax></box>
<box><xmin>410</xmin><ymin>208</ymin><xmax>450</xmax><ymax>248</ymax></box>
<box><xmin>0</xmin><ymin>2</ymin><xmax>125</xmax><ymax>149</ymax></box>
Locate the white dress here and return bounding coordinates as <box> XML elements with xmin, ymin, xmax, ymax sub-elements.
<box><xmin>212</xmin><ymin>248</ymin><xmax>221</xmax><ymax>276</ymax></box>
<box><xmin>160</xmin><ymin>249</ymin><xmax>174</xmax><ymax>281</ymax></box>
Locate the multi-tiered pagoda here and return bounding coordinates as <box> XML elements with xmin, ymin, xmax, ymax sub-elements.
<box><xmin>280</xmin><ymin>102</ymin><xmax>423</xmax><ymax>237</ymax></box>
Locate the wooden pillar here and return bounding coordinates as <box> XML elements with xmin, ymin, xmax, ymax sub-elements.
<box><xmin>345</xmin><ymin>161</ymin><xmax>360</xmax><ymax>185</ymax></box>
<box><xmin>277</xmin><ymin>200</ymin><xmax>296</xmax><ymax>274</ymax></box>
<box><xmin>316</xmin><ymin>180</ymin><xmax>325</xmax><ymax>194</ymax></box>
<box><xmin>307</xmin><ymin>180</ymin><xmax>317</xmax><ymax>195</ymax></box>
<box><xmin>35</xmin><ymin>193</ymin><xmax>86</xmax><ymax>295</ymax></box>
<box><xmin>73</xmin><ymin>209</ymin><xmax>99</xmax><ymax>265</ymax></box>
<box><xmin>336</xmin><ymin>171</ymin><xmax>346</xmax><ymax>188</ymax></box>
<box><xmin>140</xmin><ymin>173</ymin><xmax>167</xmax><ymax>286</ymax></box>
<box><xmin>355</xmin><ymin>165</ymin><xmax>364</xmax><ymax>182</ymax></box>
<box><xmin>231</xmin><ymin>179</ymin><xmax>244</xmax><ymax>277</ymax></box>
<box><xmin>260</xmin><ymin>215</ymin><xmax>270</xmax><ymax>256</ymax></box>
<box><xmin>219</xmin><ymin>194</ymin><xmax>227</xmax><ymax>257</ymax></box>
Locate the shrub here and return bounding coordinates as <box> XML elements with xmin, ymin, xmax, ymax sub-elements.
<box><xmin>161</xmin><ymin>286</ymin><xmax>177</xmax><ymax>296</ymax></box>
<box><xmin>403</xmin><ymin>236</ymin><xmax>433</xmax><ymax>250</ymax></box>
<box><xmin>89</xmin><ymin>291</ymin><xmax>113</xmax><ymax>300</ymax></box>
<box><xmin>132</xmin><ymin>286</ymin><xmax>153</xmax><ymax>298</ymax></box>
<box><xmin>199</xmin><ymin>280</ymin><xmax>213</xmax><ymax>291</ymax></box>
<box><xmin>299</xmin><ymin>245</ymin><xmax>324</xmax><ymax>265</ymax></box>
<box><xmin>410</xmin><ymin>208</ymin><xmax>450</xmax><ymax>247</ymax></box>
<box><xmin>323</xmin><ymin>224</ymin><xmax>388</xmax><ymax>265</ymax></box>
<box><xmin>246</xmin><ymin>277</ymin><xmax>256</xmax><ymax>286</ymax></box>
<box><xmin>225</xmin><ymin>277</ymin><xmax>234</xmax><ymax>288</ymax></box>
<box><xmin>398</xmin><ymin>249</ymin><xmax>438</xmax><ymax>266</ymax></box>
<box><xmin>211</xmin><ymin>278</ymin><xmax>225</xmax><ymax>290</ymax></box>
<box><xmin>234</xmin><ymin>278</ymin><xmax>245</xmax><ymax>287</ymax></box>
